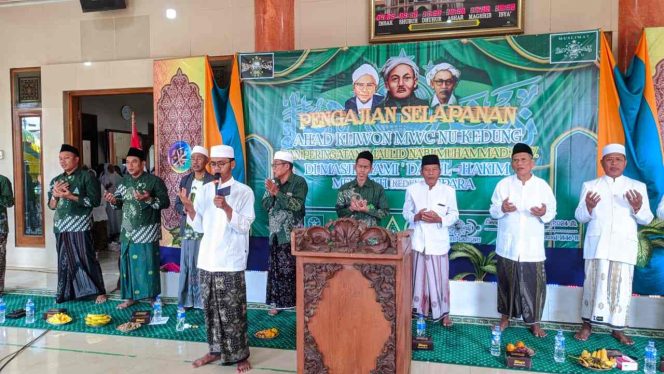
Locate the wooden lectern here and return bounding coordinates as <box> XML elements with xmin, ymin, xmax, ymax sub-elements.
<box><xmin>292</xmin><ymin>218</ymin><xmax>413</xmax><ymax>374</ymax></box>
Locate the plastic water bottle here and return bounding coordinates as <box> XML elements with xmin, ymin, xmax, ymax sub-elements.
<box><xmin>490</xmin><ymin>325</ymin><xmax>501</xmax><ymax>356</ymax></box>
<box><xmin>176</xmin><ymin>306</ymin><xmax>186</xmax><ymax>332</ymax></box>
<box><xmin>644</xmin><ymin>341</ymin><xmax>657</xmax><ymax>374</ymax></box>
<box><xmin>0</xmin><ymin>298</ymin><xmax>5</xmax><ymax>323</ymax></box>
<box><xmin>153</xmin><ymin>296</ymin><xmax>162</xmax><ymax>323</ymax></box>
<box><xmin>554</xmin><ymin>330</ymin><xmax>566</xmax><ymax>363</ymax></box>
<box><xmin>416</xmin><ymin>315</ymin><xmax>426</xmax><ymax>337</ymax></box>
<box><xmin>25</xmin><ymin>298</ymin><xmax>35</xmax><ymax>324</ymax></box>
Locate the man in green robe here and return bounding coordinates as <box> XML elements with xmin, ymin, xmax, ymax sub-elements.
<box><xmin>105</xmin><ymin>147</ymin><xmax>170</xmax><ymax>309</ymax></box>
<box><xmin>336</xmin><ymin>150</ymin><xmax>389</xmax><ymax>226</ymax></box>
<box><xmin>48</xmin><ymin>144</ymin><xmax>107</xmax><ymax>303</ymax></box>
<box><xmin>262</xmin><ymin>150</ymin><xmax>308</xmax><ymax>315</ymax></box>
<box><xmin>0</xmin><ymin>173</ymin><xmax>14</xmax><ymax>294</ymax></box>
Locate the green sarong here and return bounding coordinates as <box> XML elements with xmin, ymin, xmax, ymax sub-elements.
<box><xmin>120</xmin><ymin>241</ymin><xmax>161</xmax><ymax>300</ymax></box>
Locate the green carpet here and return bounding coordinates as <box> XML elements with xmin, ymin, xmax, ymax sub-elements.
<box><xmin>1</xmin><ymin>292</ymin><xmax>663</xmax><ymax>373</ymax></box>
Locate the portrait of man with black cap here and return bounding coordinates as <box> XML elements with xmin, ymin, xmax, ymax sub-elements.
<box><xmin>48</xmin><ymin>144</ymin><xmax>107</xmax><ymax>304</ymax></box>
<box><xmin>489</xmin><ymin>143</ymin><xmax>557</xmax><ymax>337</ymax></box>
<box><xmin>335</xmin><ymin>150</ymin><xmax>389</xmax><ymax>226</ymax></box>
<box><xmin>403</xmin><ymin>154</ymin><xmax>459</xmax><ymax>327</ymax></box>
<box><xmin>104</xmin><ymin>147</ymin><xmax>170</xmax><ymax>309</ymax></box>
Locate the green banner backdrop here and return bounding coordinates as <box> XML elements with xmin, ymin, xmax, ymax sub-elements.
<box><xmin>242</xmin><ymin>30</ymin><xmax>600</xmax><ymax>250</ymax></box>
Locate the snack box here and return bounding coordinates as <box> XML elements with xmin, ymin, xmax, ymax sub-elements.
<box><xmin>616</xmin><ymin>355</ymin><xmax>637</xmax><ymax>371</ymax></box>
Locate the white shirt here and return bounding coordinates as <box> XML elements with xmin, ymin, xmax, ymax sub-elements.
<box><xmin>187</xmin><ymin>177</ymin><xmax>255</xmax><ymax>272</ymax></box>
<box><xmin>402</xmin><ymin>180</ymin><xmax>459</xmax><ymax>255</ymax></box>
<box><xmin>430</xmin><ymin>94</ymin><xmax>457</xmax><ymax>107</ymax></box>
<box><xmin>656</xmin><ymin>195</ymin><xmax>664</xmax><ymax>219</ymax></box>
<box><xmin>575</xmin><ymin>175</ymin><xmax>653</xmax><ymax>265</ymax></box>
<box><xmin>356</xmin><ymin>97</ymin><xmax>373</xmax><ymax>110</ymax></box>
<box><xmin>489</xmin><ymin>174</ymin><xmax>557</xmax><ymax>262</ymax></box>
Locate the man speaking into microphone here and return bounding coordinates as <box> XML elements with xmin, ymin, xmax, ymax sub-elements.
<box><xmin>179</xmin><ymin>145</ymin><xmax>255</xmax><ymax>372</ymax></box>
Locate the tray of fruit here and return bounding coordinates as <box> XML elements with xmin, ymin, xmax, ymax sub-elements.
<box><xmin>573</xmin><ymin>349</ymin><xmax>617</xmax><ymax>370</ymax></box>
<box><xmin>85</xmin><ymin>313</ymin><xmax>112</xmax><ymax>327</ymax></box>
<box><xmin>505</xmin><ymin>341</ymin><xmax>535</xmax><ymax>357</ymax></box>
<box><xmin>254</xmin><ymin>328</ymin><xmax>279</xmax><ymax>339</ymax></box>
<box><xmin>46</xmin><ymin>313</ymin><xmax>72</xmax><ymax>325</ymax></box>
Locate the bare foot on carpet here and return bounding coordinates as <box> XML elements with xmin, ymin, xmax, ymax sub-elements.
<box><xmin>237</xmin><ymin>359</ymin><xmax>252</xmax><ymax>373</ymax></box>
<box><xmin>611</xmin><ymin>330</ymin><xmax>634</xmax><ymax>345</ymax></box>
<box><xmin>530</xmin><ymin>323</ymin><xmax>547</xmax><ymax>337</ymax></box>
<box><xmin>192</xmin><ymin>353</ymin><xmax>221</xmax><ymax>368</ymax></box>
<box><xmin>116</xmin><ymin>300</ymin><xmax>136</xmax><ymax>309</ymax></box>
<box><xmin>95</xmin><ymin>294</ymin><xmax>108</xmax><ymax>304</ymax></box>
<box><xmin>441</xmin><ymin>315</ymin><xmax>453</xmax><ymax>327</ymax></box>
<box><xmin>574</xmin><ymin>322</ymin><xmax>592</xmax><ymax>341</ymax></box>
<box><xmin>498</xmin><ymin>315</ymin><xmax>510</xmax><ymax>331</ymax></box>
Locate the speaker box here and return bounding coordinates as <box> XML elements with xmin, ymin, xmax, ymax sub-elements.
<box><xmin>80</xmin><ymin>0</ymin><xmax>127</xmax><ymax>13</ymax></box>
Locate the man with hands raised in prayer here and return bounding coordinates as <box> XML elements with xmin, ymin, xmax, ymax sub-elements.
<box><xmin>489</xmin><ymin>143</ymin><xmax>557</xmax><ymax>338</ymax></box>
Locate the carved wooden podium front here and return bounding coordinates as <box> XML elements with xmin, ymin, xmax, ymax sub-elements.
<box><xmin>292</xmin><ymin>218</ymin><xmax>413</xmax><ymax>374</ymax></box>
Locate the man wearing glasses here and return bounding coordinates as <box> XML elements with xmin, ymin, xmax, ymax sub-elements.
<box><xmin>180</xmin><ymin>145</ymin><xmax>255</xmax><ymax>372</ymax></box>
<box><xmin>426</xmin><ymin>62</ymin><xmax>460</xmax><ymax>108</ymax></box>
<box><xmin>261</xmin><ymin>151</ymin><xmax>308</xmax><ymax>316</ymax></box>
<box><xmin>336</xmin><ymin>150</ymin><xmax>389</xmax><ymax>227</ymax></box>
<box><xmin>344</xmin><ymin>64</ymin><xmax>384</xmax><ymax>112</ymax></box>
<box><xmin>379</xmin><ymin>56</ymin><xmax>428</xmax><ymax>109</ymax></box>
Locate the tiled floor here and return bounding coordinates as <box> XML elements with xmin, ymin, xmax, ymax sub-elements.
<box><xmin>1</xmin><ymin>250</ymin><xmax>538</xmax><ymax>373</ymax></box>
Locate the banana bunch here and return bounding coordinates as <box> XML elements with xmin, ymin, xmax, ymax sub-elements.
<box><xmin>85</xmin><ymin>313</ymin><xmax>112</xmax><ymax>327</ymax></box>
<box><xmin>47</xmin><ymin>313</ymin><xmax>72</xmax><ymax>325</ymax></box>
<box><xmin>578</xmin><ymin>349</ymin><xmax>616</xmax><ymax>369</ymax></box>
<box><xmin>254</xmin><ymin>328</ymin><xmax>279</xmax><ymax>339</ymax></box>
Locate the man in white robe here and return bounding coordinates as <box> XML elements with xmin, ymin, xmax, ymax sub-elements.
<box><xmin>490</xmin><ymin>143</ymin><xmax>557</xmax><ymax>337</ymax></box>
<box><xmin>403</xmin><ymin>154</ymin><xmax>458</xmax><ymax>327</ymax></box>
<box><xmin>574</xmin><ymin>143</ymin><xmax>653</xmax><ymax>345</ymax></box>
<box><xmin>180</xmin><ymin>145</ymin><xmax>255</xmax><ymax>372</ymax></box>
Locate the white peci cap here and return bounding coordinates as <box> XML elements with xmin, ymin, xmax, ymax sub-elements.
<box><xmin>352</xmin><ymin>64</ymin><xmax>379</xmax><ymax>85</ymax></box>
<box><xmin>191</xmin><ymin>145</ymin><xmax>209</xmax><ymax>158</ymax></box>
<box><xmin>601</xmin><ymin>143</ymin><xmax>626</xmax><ymax>158</ymax></box>
<box><xmin>274</xmin><ymin>150</ymin><xmax>294</xmax><ymax>164</ymax></box>
<box><xmin>425</xmin><ymin>62</ymin><xmax>461</xmax><ymax>83</ymax></box>
<box><xmin>210</xmin><ymin>145</ymin><xmax>234</xmax><ymax>159</ymax></box>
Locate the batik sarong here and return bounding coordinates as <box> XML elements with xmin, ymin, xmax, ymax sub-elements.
<box><xmin>412</xmin><ymin>251</ymin><xmax>450</xmax><ymax>321</ymax></box>
<box><xmin>0</xmin><ymin>235</ymin><xmax>6</xmax><ymax>293</ymax></box>
<box><xmin>496</xmin><ymin>255</ymin><xmax>546</xmax><ymax>324</ymax></box>
<box><xmin>199</xmin><ymin>269</ymin><xmax>250</xmax><ymax>364</ymax></box>
<box><xmin>581</xmin><ymin>259</ymin><xmax>633</xmax><ymax>330</ymax></box>
<box><xmin>119</xmin><ymin>241</ymin><xmax>161</xmax><ymax>300</ymax></box>
<box><xmin>266</xmin><ymin>238</ymin><xmax>296</xmax><ymax>309</ymax></box>
<box><xmin>55</xmin><ymin>231</ymin><xmax>106</xmax><ymax>303</ymax></box>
